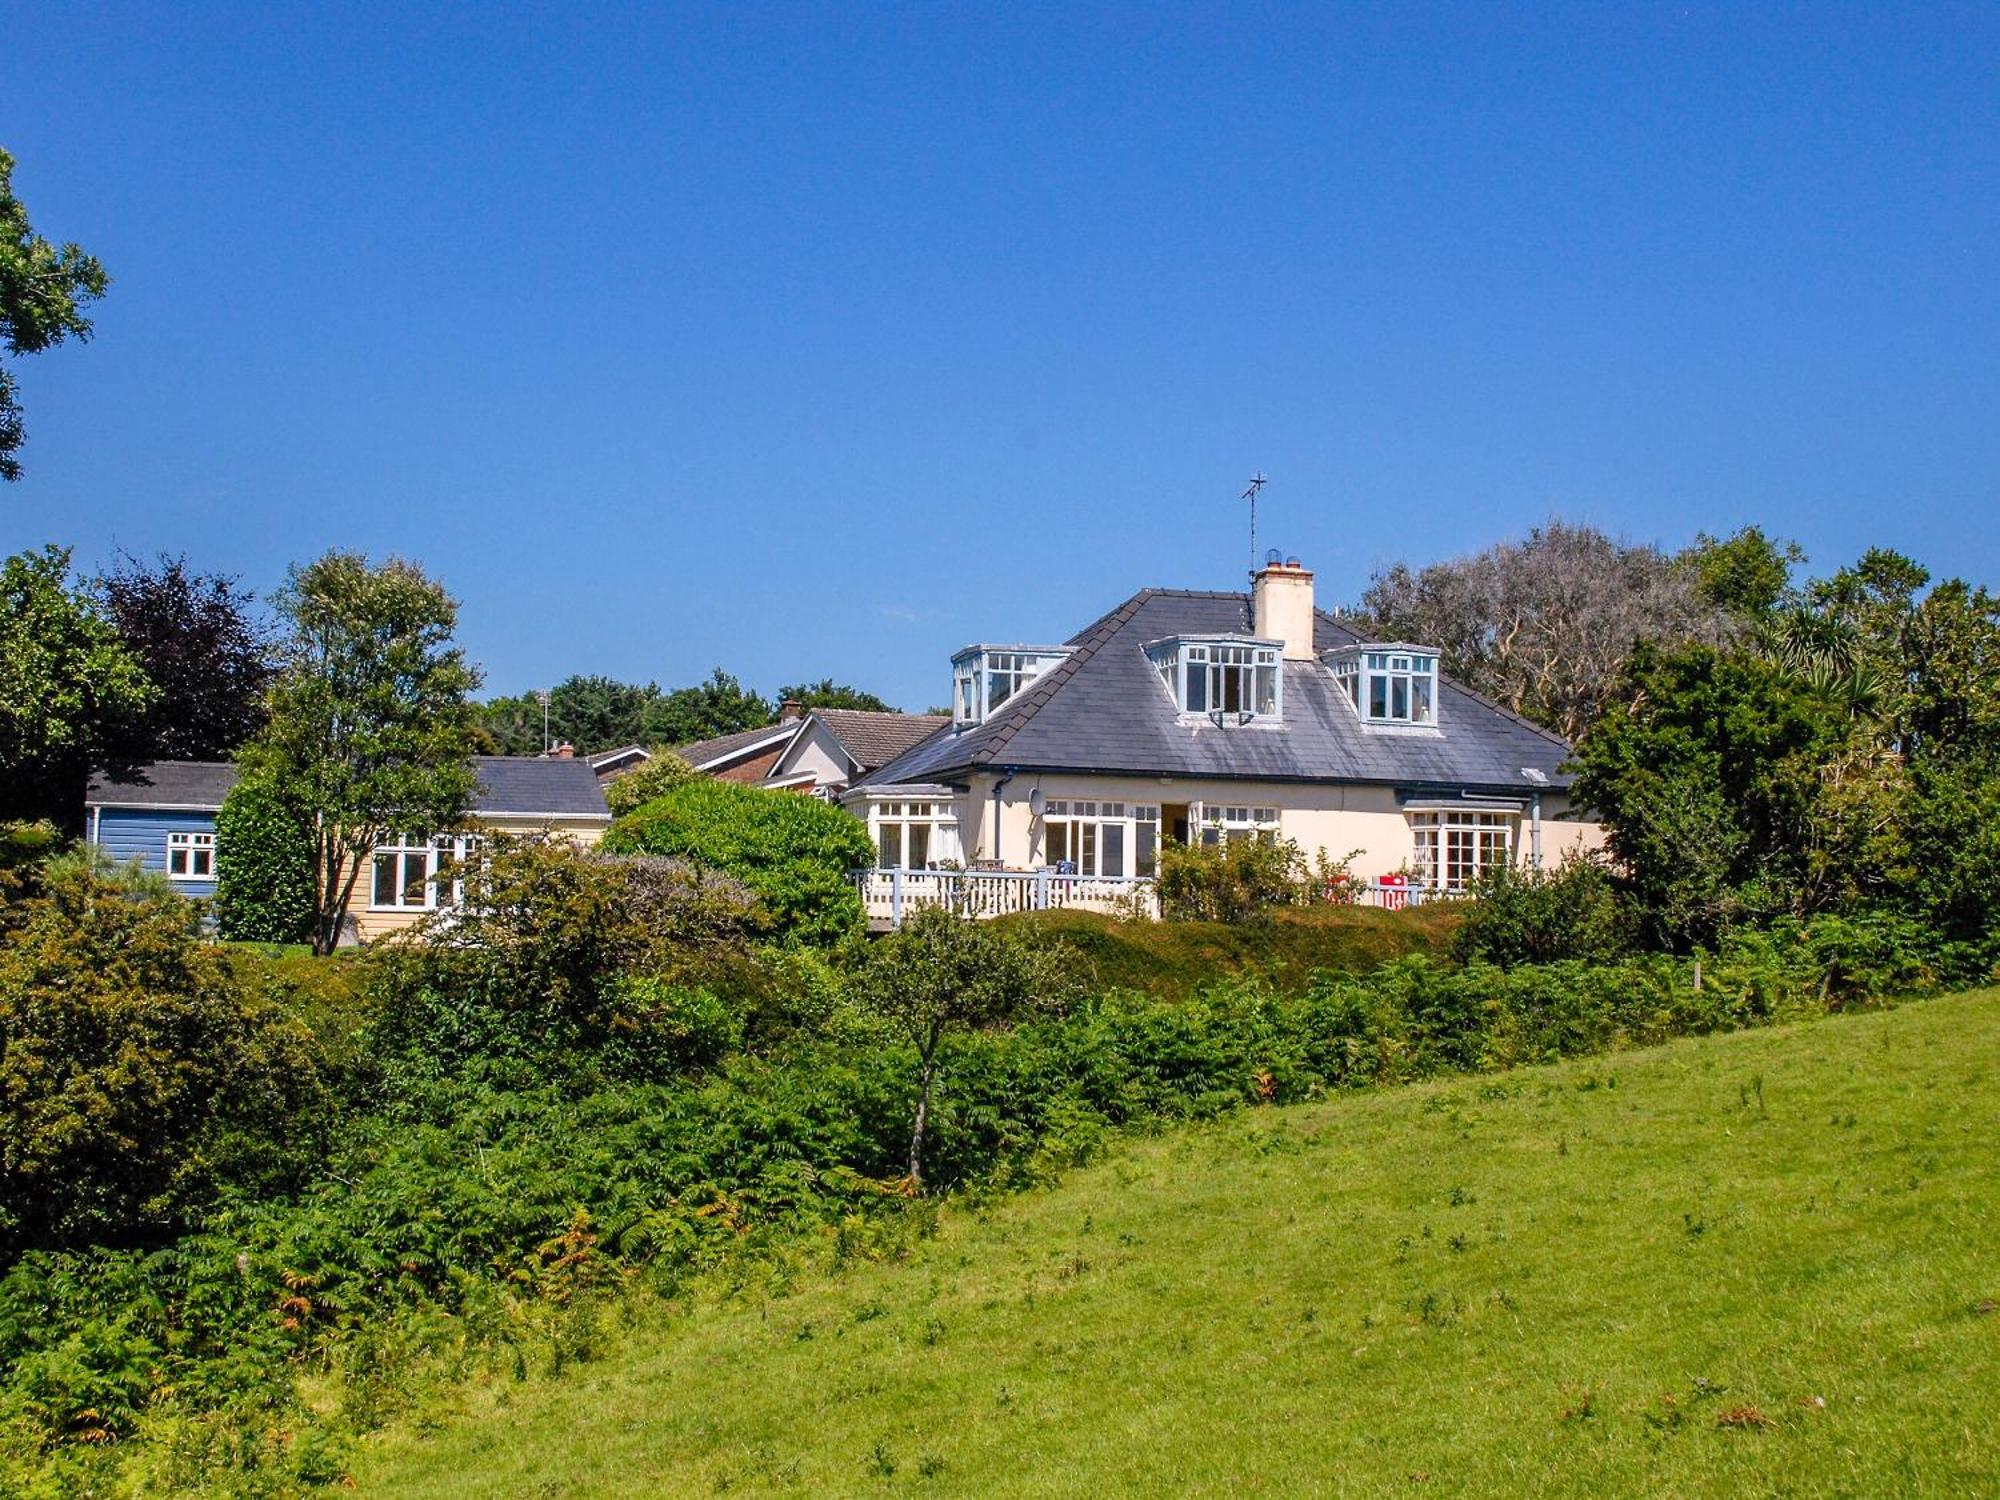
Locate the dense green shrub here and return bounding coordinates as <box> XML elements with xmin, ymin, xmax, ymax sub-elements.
<box><xmin>1452</xmin><ymin>854</ymin><xmax>1638</xmax><ymax>968</ymax></box>
<box><xmin>602</xmin><ymin>749</ymin><xmax>700</xmax><ymax>816</ymax></box>
<box><xmin>997</xmin><ymin>902</ymin><xmax>1458</xmax><ymax>997</ymax></box>
<box><xmin>1156</xmin><ymin>836</ymin><xmax>1309</xmax><ymax>921</ymax></box>
<box><xmin>366</xmin><ymin>835</ymin><xmax>761</xmax><ymax>1084</ymax></box>
<box><xmin>603</xmin><ymin>779</ymin><xmax>873</xmax><ymax>944</ymax></box>
<box><xmin>212</xmin><ymin>764</ymin><xmax>315</xmax><ymax>943</ymax></box>
<box><xmin>0</xmin><ymin>869</ymin><xmax>331</xmax><ymax>1253</ymax></box>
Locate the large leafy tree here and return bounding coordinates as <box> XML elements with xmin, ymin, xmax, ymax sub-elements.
<box><xmin>244</xmin><ymin>552</ymin><xmax>481</xmax><ymax>954</ymax></box>
<box><xmin>1</xmin><ymin>148</ymin><xmax>110</xmax><ymax>482</ymax></box>
<box><xmin>775</xmin><ymin>678</ymin><xmax>895</xmax><ymax>713</ymax></box>
<box><xmin>0</xmin><ymin>545</ymin><xmax>153</xmax><ymax>829</ymax></box>
<box><xmin>1576</xmin><ymin>547</ymin><xmax>2000</xmax><ymax>949</ymax></box>
<box><xmin>540</xmin><ymin>673</ymin><xmax>662</xmax><ymax>753</ymax></box>
<box><xmin>480</xmin><ymin>670</ymin><xmax>788</xmax><ymax>755</ymax></box>
<box><xmin>97</xmin><ymin>553</ymin><xmax>271</xmax><ymax>761</ymax></box>
<box><xmin>1357</xmin><ymin>521</ymin><xmax>1749</xmax><ymax>741</ymax></box>
<box><xmin>1571</xmin><ymin>643</ymin><xmax>1862</xmax><ymax>948</ymax></box>
<box><xmin>644</xmin><ymin>668</ymin><xmax>773</xmax><ymax>746</ymax></box>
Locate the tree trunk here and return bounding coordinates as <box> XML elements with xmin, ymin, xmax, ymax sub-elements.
<box><xmin>907</xmin><ymin>1048</ymin><xmax>937</xmax><ymax>1193</ymax></box>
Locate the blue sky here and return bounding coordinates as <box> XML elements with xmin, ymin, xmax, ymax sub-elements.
<box><xmin>5</xmin><ymin>3</ymin><xmax>1996</xmax><ymax>712</ymax></box>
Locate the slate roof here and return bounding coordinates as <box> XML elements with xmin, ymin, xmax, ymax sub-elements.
<box><xmin>586</xmin><ymin>744</ymin><xmax>651</xmax><ymax>771</ymax></box>
<box><xmin>468</xmin><ymin>756</ymin><xmax>610</xmax><ymax>818</ymax></box>
<box><xmin>674</xmin><ymin>723</ymin><xmax>796</xmax><ymax>768</ymax></box>
<box><xmin>813</xmin><ymin>709</ymin><xmax>951</xmax><ymax>772</ymax></box>
<box><xmin>87</xmin><ymin>760</ymin><xmax>239</xmax><ymax>810</ymax></box>
<box><xmin>87</xmin><ymin>756</ymin><xmax>609</xmax><ymax>819</ymax></box>
<box><xmin>862</xmin><ymin>589</ymin><xmax>1576</xmax><ymax>796</ymax></box>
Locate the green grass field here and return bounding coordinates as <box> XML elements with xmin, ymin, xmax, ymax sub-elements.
<box><xmin>359</xmin><ymin>990</ymin><xmax>2000</xmax><ymax>1497</ymax></box>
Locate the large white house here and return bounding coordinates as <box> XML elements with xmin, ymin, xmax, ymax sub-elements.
<box><xmin>841</xmin><ymin>558</ymin><xmax>1604</xmax><ymax>923</ymax></box>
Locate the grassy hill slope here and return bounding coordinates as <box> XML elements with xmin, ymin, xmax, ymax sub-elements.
<box><xmin>360</xmin><ymin>990</ymin><xmax>2000</xmax><ymax>1497</ymax></box>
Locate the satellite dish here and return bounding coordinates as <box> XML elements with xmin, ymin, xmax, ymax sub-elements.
<box><xmin>1028</xmin><ymin>787</ymin><xmax>1047</xmax><ymax>817</ymax></box>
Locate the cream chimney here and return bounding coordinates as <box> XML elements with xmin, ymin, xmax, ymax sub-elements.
<box><xmin>1252</xmin><ymin>558</ymin><xmax>1316</xmax><ymax>660</ymax></box>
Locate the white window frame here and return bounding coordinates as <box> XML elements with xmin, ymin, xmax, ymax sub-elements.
<box><xmin>1331</xmin><ymin>647</ymin><xmax>1439</xmax><ymax>727</ymax></box>
<box><xmin>1194</xmin><ymin>804</ymin><xmax>1280</xmax><ymax>847</ymax></box>
<box><xmin>166</xmin><ymin>829</ymin><xmax>215</xmax><ymax>881</ymax></box>
<box><xmin>1041</xmin><ymin>801</ymin><xmax>1159</xmax><ymax>879</ymax></box>
<box><xmin>370</xmin><ymin>832</ymin><xmax>478</xmax><ymax>911</ymax></box>
<box><xmin>1408</xmin><ymin>810</ymin><xmax>1513</xmax><ymax>891</ymax></box>
<box><xmin>951</xmin><ymin>647</ymin><xmax>1070</xmax><ymax>727</ymax></box>
<box><xmin>869</xmin><ymin>800</ymin><xmax>962</xmax><ymax>870</ymax></box>
<box><xmin>1148</xmin><ymin>638</ymin><xmax>1282</xmax><ymax>721</ymax></box>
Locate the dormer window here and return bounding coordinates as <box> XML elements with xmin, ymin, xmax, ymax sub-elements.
<box><xmin>1146</xmin><ymin>636</ymin><xmax>1281</xmax><ymax>721</ymax></box>
<box><xmin>952</xmin><ymin>646</ymin><xmax>1071</xmax><ymax>726</ymax></box>
<box><xmin>1327</xmin><ymin>645</ymin><xmax>1439</xmax><ymax>727</ymax></box>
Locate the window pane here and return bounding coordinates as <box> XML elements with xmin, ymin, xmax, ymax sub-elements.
<box><xmin>373</xmin><ymin>853</ymin><xmax>397</xmax><ymax>906</ymax></box>
<box><xmin>1413</xmin><ymin>676</ymin><xmax>1433</xmax><ymax>723</ymax></box>
<box><xmin>1369</xmin><ymin>675</ymin><xmax>1388</xmax><ymax>718</ymax></box>
<box><xmin>402</xmin><ymin>851</ymin><xmax>429</xmax><ymax>905</ymax></box>
<box><xmin>1186</xmin><ymin>664</ymin><xmax>1207</xmax><ymax>711</ymax></box>
<box><xmin>1102</xmin><ymin>823</ymin><xmax>1125</xmax><ymax>878</ymax></box>
<box><xmin>908</xmin><ymin>823</ymin><xmax>931</xmax><ymax>868</ymax></box>
<box><xmin>1391</xmin><ymin>676</ymin><xmax>1409</xmax><ymax>719</ymax></box>
<box><xmin>1080</xmin><ymin>822</ymin><xmax>1097</xmax><ymax>875</ymax></box>
<box><xmin>1136</xmin><ymin>820</ymin><xmax>1157</xmax><ymax>878</ymax></box>
<box><xmin>168</xmin><ymin>845</ymin><xmax>188</xmax><ymax>876</ymax></box>
<box><xmin>878</xmin><ymin>825</ymin><xmax>902</xmax><ymax>869</ymax></box>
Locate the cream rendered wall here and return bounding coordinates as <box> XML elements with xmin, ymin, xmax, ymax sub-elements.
<box><xmin>347</xmin><ymin>817</ymin><xmax>609</xmax><ymax>943</ymax></box>
<box><xmin>768</xmin><ymin>721</ymin><xmax>854</xmax><ymax>790</ymax></box>
<box><xmin>954</xmin><ymin>768</ymin><xmax>1603</xmax><ymax>880</ymax></box>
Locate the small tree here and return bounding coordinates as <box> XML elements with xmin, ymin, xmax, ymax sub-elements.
<box><xmin>854</xmin><ymin>908</ymin><xmax>1080</xmax><ymax>1191</ymax></box>
<box><xmin>246</xmin><ymin>552</ymin><xmax>480</xmax><ymax>954</ymax></box>
<box><xmin>213</xmin><ymin>767</ymin><xmax>315</xmax><ymax>944</ymax></box>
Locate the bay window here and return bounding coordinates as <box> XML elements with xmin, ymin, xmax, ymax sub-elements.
<box><xmin>1409</xmin><ymin>811</ymin><xmax>1513</xmax><ymax>891</ymax></box>
<box><xmin>1147</xmin><ymin>637</ymin><xmax>1281</xmax><ymax>721</ymax></box>
<box><xmin>1329</xmin><ymin>647</ymin><xmax>1439</xmax><ymax>727</ymax></box>
<box><xmin>952</xmin><ymin>646</ymin><xmax>1071</xmax><ymax>726</ymax></box>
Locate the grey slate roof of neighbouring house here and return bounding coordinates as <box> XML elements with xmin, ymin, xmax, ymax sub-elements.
<box><xmin>813</xmin><ymin>709</ymin><xmax>951</xmax><ymax>772</ymax></box>
<box><xmin>674</xmin><ymin>722</ymin><xmax>796</xmax><ymax>768</ymax></box>
<box><xmin>860</xmin><ymin>589</ymin><xmax>1576</xmax><ymax>796</ymax></box>
<box><xmin>468</xmin><ymin>756</ymin><xmax>611</xmax><ymax>818</ymax></box>
<box><xmin>87</xmin><ymin>756</ymin><xmax>610</xmax><ymax>819</ymax></box>
<box><xmin>87</xmin><ymin>760</ymin><xmax>239</xmax><ymax>810</ymax></box>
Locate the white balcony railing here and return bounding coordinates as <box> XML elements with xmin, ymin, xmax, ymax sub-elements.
<box><xmin>849</xmin><ymin>868</ymin><xmax>1155</xmax><ymax>927</ymax></box>
<box><xmin>849</xmin><ymin>870</ymin><xmax>1452</xmax><ymax>928</ymax></box>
